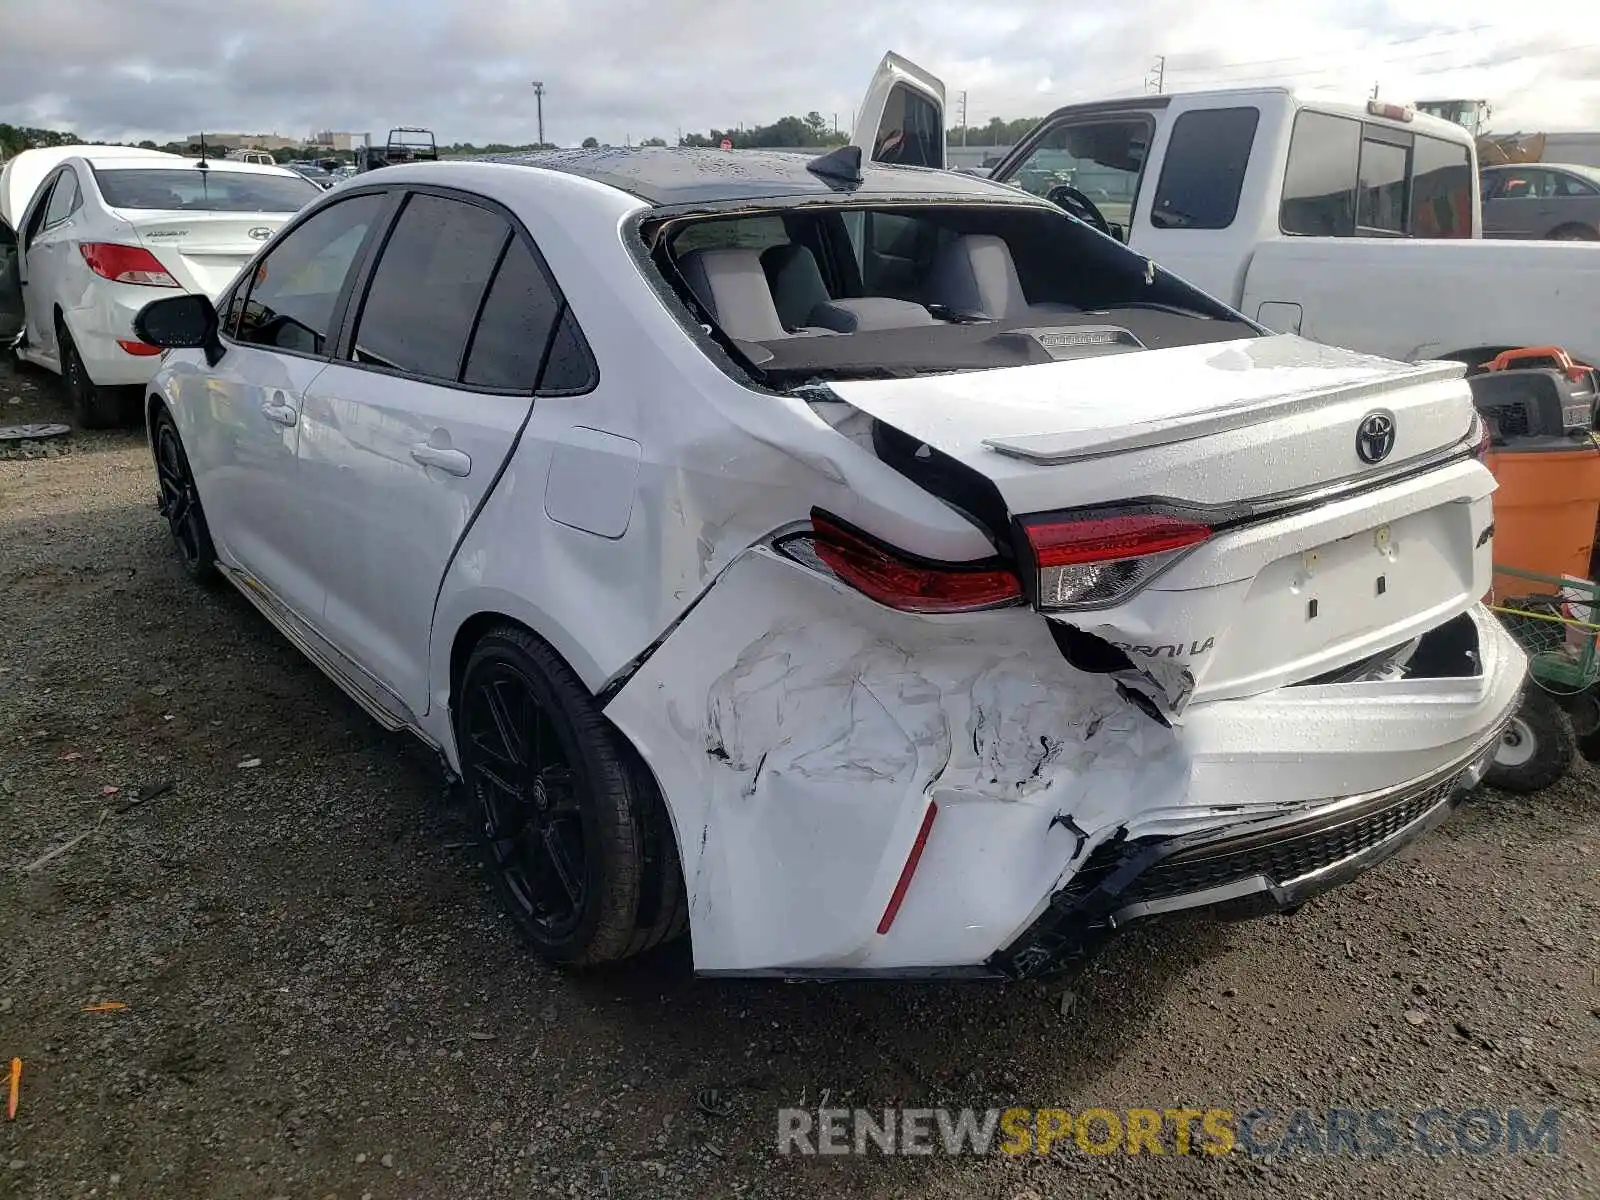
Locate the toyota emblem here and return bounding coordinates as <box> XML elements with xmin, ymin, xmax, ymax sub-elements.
<box><xmin>1356</xmin><ymin>411</ymin><xmax>1396</xmax><ymax>464</ymax></box>
<box><xmin>248</xmin><ymin>226</ymin><xmax>273</xmax><ymax>241</ymax></box>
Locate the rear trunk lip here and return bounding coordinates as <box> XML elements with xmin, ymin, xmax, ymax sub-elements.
<box><xmin>982</xmin><ymin>359</ymin><xmax>1465</xmax><ymax>464</ymax></box>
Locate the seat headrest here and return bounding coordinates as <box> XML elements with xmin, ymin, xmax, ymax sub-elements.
<box><xmin>924</xmin><ymin>233</ymin><xmax>1030</xmax><ymax>320</ymax></box>
<box><xmin>677</xmin><ymin>248</ymin><xmax>787</xmax><ymax>341</ymax></box>
<box><xmin>761</xmin><ymin>244</ymin><xmax>832</xmax><ymax>332</ymax></box>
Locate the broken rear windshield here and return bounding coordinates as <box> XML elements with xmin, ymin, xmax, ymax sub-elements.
<box><xmin>652</xmin><ymin>201</ymin><xmax>1254</xmax><ymax>383</ymax></box>
<box><xmin>94</xmin><ymin>168</ymin><xmax>320</xmax><ymax>213</ymax></box>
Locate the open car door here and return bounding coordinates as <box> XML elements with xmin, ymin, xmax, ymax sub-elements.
<box><xmin>0</xmin><ymin>217</ymin><xmax>20</xmax><ymax>344</ymax></box>
<box><xmin>852</xmin><ymin>53</ymin><xmax>947</xmax><ymax>169</ymax></box>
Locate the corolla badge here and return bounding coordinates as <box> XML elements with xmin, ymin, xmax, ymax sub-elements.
<box><xmin>1356</xmin><ymin>411</ymin><xmax>1396</xmax><ymax>464</ymax></box>
<box><xmin>248</xmin><ymin>226</ymin><xmax>273</xmax><ymax>241</ymax></box>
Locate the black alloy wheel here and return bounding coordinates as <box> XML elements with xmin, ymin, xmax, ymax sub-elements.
<box><xmin>152</xmin><ymin>407</ymin><xmax>217</xmax><ymax>583</ymax></box>
<box><xmin>456</xmin><ymin>626</ymin><xmax>687</xmax><ymax>965</ymax></box>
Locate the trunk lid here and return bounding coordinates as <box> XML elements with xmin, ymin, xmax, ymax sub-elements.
<box><xmin>121</xmin><ymin>211</ymin><xmax>289</xmax><ymax>298</ymax></box>
<box><xmin>823</xmin><ymin>333</ymin><xmax>1493</xmax><ymax>710</ymax></box>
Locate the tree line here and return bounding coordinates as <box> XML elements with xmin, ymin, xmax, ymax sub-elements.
<box><xmin>4</xmin><ymin>109</ymin><xmax>1047</xmax><ymax>165</ymax></box>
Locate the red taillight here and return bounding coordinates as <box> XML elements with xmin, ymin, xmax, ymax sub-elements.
<box><xmin>116</xmin><ymin>339</ymin><xmax>162</xmax><ymax>356</ymax></box>
<box><xmin>79</xmin><ymin>243</ymin><xmax>179</xmax><ymax>287</ymax></box>
<box><xmin>785</xmin><ymin>513</ymin><xmax>1023</xmax><ymax>614</ymax></box>
<box><xmin>877</xmin><ymin>801</ymin><xmax>937</xmax><ymax>935</ymax></box>
<box><xmin>1023</xmin><ymin>514</ymin><xmax>1211</xmax><ymax>609</ymax></box>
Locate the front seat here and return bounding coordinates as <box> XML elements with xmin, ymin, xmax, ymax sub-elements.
<box><xmin>677</xmin><ymin>248</ymin><xmax>788</xmax><ymax>341</ymax></box>
<box><xmin>923</xmin><ymin>234</ymin><xmax>1076</xmax><ymax>321</ymax></box>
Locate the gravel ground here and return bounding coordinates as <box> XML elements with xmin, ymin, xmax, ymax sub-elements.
<box><xmin>1</xmin><ymin>360</ymin><xmax>1597</xmax><ymax>1200</ymax></box>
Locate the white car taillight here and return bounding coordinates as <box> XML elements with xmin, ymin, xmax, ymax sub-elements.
<box><xmin>79</xmin><ymin>244</ymin><xmax>179</xmax><ymax>288</ymax></box>
<box><xmin>777</xmin><ymin>513</ymin><xmax>1024</xmax><ymax>613</ymax></box>
<box><xmin>1022</xmin><ymin>513</ymin><xmax>1211</xmax><ymax>610</ymax></box>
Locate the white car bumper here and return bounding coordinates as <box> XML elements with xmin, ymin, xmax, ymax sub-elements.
<box><xmin>605</xmin><ymin>548</ymin><xmax>1525</xmax><ymax>977</ymax></box>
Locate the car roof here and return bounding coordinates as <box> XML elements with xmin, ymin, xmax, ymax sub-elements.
<box><xmin>473</xmin><ymin>145</ymin><xmax>1035</xmax><ymax>207</ymax></box>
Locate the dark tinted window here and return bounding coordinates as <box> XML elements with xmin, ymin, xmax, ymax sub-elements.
<box><xmin>1411</xmin><ymin>134</ymin><xmax>1473</xmax><ymax>238</ymax></box>
<box><xmin>94</xmin><ymin>168</ymin><xmax>318</xmax><ymax>212</ymax></box>
<box><xmin>873</xmin><ymin>84</ymin><xmax>943</xmax><ymax>168</ymax></box>
<box><xmin>1151</xmin><ymin>107</ymin><xmax>1259</xmax><ymax>230</ymax></box>
<box><xmin>235</xmin><ymin>193</ymin><xmax>385</xmax><ymax>354</ymax></box>
<box><xmin>462</xmin><ymin>237</ymin><xmax>562</xmax><ymax>390</ymax></box>
<box><xmin>351</xmin><ymin>194</ymin><xmax>509</xmax><ymax>380</ymax></box>
<box><xmin>43</xmin><ymin>171</ymin><xmax>81</xmax><ymax>226</ymax></box>
<box><xmin>1357</xmin><ymin>137</ymin><xmax>1409</xmax><ymax>232</ymax></box>
<box><xmin>537</xmin><ymin>308</ymin><xmax>597</xmax><ymax>393</ymax></box>
<box><xmin>1280</xmin><ymin>111</ymin><xmax>1359</xmax><ymax>236</ymax></box>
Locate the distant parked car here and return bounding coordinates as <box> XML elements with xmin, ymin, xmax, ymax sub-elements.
<box><xmin>1480</xmin><ymin>163</ymin><xmax>1600</xmax><ymax>240</ymax></box>
<box><xmin>0</xmin><ymin>147</ymin><xmax>320</xmax><ymax>425</ymax></box>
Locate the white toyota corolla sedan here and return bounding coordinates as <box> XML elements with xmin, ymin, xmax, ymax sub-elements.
<box><xmin>0</xmin><ymin>147</ymin><xmax>320</xmax><ymax>426</ymax></box>
<box><xmin>129</xmin><ymin>135</ymin><xmax>1523</xmax><ymax>978</ymax></box>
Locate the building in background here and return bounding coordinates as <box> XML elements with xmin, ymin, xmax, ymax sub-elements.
<box><xmin>185</xmin><ymin>132</ymin><xmax>301</xmax><ymax>152</ymax></box>
<box><xmin>310</xmin><ymin>130</ymin><xmax>364</xmax><ymax>152</ymax></box>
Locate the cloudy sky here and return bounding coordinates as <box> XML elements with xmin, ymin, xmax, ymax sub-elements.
<box><xmin>0</xmin><ymin>0</ymin><xmax>1595</xmax><ymax>147</ymax></box>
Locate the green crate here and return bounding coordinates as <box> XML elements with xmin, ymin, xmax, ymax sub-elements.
<box><xmin>1490</xmin><ymin>565</ymin><xmax>1600</xmax><ymax>694</ymax></box>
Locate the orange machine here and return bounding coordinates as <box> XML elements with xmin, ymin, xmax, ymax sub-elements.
<box><xmin>1472</xmin><ymin>348</ymin><xmax>1600</xmax><ymax>597</ymax></box>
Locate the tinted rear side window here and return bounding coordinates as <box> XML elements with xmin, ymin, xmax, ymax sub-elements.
<box><xmin>1151</xmin><ymin>107</ymin><xmax>1260</xmax><ymax>230</ymax></box>
<box><xmin>1410</xmin><ymin>134</ymin><xmax>1472</xmax><ymax>237</ymax></box>
<box><xmin>351</xmin><ymin>193</ymin><xmax>509</xmax><ymax>380</ymax></box>
<box><xmin>1280</xmin><ymin>111</ymin><xmax>1360</xmax><ymax>236</ymax></box>
<box><xmin>461</xmin><ymin>237</ymin><xmax>562</xmax><ymax>390</ymax></box>
<box><xmin>537</xmin><ymin>310</ymin><xmax>598</xmax><ymax>393</ymax></box>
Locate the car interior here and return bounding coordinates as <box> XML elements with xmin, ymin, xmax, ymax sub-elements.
<box><xmin>653</xmin><ymin>203</ymin><xmax>1255</xmax><ymax>382</ymax></box>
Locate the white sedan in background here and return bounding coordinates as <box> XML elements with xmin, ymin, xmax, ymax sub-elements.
<box><xmin>0</xmin><ymin>147</ymin><xmax>320</xmax><ymax>426</ymax></box>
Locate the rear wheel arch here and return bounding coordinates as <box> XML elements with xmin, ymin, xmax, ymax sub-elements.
<box><xmin>448</xmin><ymin>612</ymin><xmax>688</xmax><ymax>963</ymax></box>
<box><xmin>1546</xmin><ymin>222</ymin><xmax>1598</xmax><ymax>241</ymax></box>
<box><xmin>445</xmin><ymin>610</ymin><xmax>685</xmax><ymax>863</ymax></box>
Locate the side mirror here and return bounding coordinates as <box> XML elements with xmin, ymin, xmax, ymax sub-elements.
<box><xmin>134</xmin><ymin>293</ymin><xmax>223</xmax><ymax>366</ymax></box>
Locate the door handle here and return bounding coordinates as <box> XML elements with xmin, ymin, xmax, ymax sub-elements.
<box><xmin>260</xmin><ymin>401</ymin><xmax>297</xmax><ymax>427</ymax></box>
<box><xmin>410</xmin><ymin>443</ymin><xmax>471</xmax><ymax>477</ymax></box>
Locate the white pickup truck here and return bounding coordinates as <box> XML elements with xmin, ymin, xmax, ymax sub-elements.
<box><xmin>852</xmin><ymin>55</ymin><xmax>1600</xmax><ymax>368</ymax></box>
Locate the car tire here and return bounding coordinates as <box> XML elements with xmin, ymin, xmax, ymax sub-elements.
<box><xmin>1484</xmin><ymin>686</ymin><xmax>1574</xmax><ymax>794</ymax></box>
<box><xmin>456</xmin><ymin>624</ymin><xmax>687</xmax><ymax>966</ymax></box>
<box><xmin>151</xmin><ymin>405</ymin><xmax>219</xmax><ymax>585</ymax></box>
<box><xmin>1547</xmin><ymin>223</ymin><xmax>1598</xmax><ymax>241</ymax></box>
<box><xmin>57</xmin><ymin>317</ymin><xmax>128</xmax><ymax>429</ymax></box>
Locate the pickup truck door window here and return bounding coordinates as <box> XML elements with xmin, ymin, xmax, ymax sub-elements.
<box><xmin>1149</xmin><ymin>107</ymin><xmax>1259</xmax><ymax>230</ymax></box>
<box><xmin>1006</xmin><ymin>116</ymin><xmax>1154</xmax><ymax>234</ymax></box>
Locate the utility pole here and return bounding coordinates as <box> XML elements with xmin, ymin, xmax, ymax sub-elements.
<box><xmin>959</xmin><ymin>90</ymin><xmax>968</xmax><ymax>145</ymax></box>
<box><xmin>1370</xmin><ymin>82</ymin><xmax>1380</xmax><ymax>100</ymax></box>
<box><xmin>531</xmin><ymin>81</ymin><xmax>546</xmax><ymax>147</ymax></box>
<box><xmin>1146</xmin><ymin>55</ymin><xmax>1165</xmax><ymax>95</ymax></box>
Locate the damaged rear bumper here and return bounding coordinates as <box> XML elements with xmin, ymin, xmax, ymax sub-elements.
<box><xmin>987</xmin><ymin>710</ymin><xmax>1510</xmax><ymax>980</ymax></box>
<box><xmin>605</xmin><ymin>546</ymin><xmax>1525</xmax><ymax>978</ymax></box>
